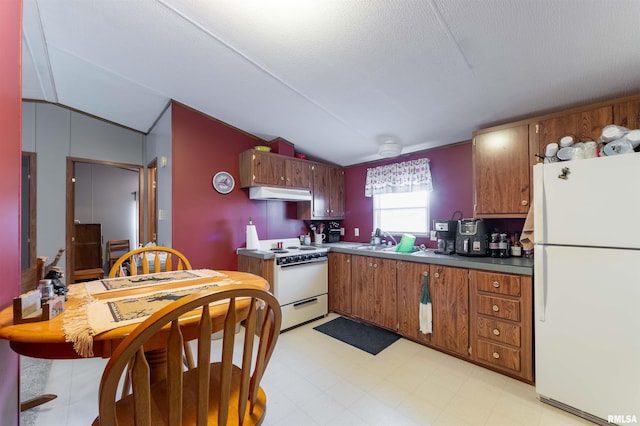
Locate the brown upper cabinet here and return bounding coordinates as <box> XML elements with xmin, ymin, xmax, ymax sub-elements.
<box><xmin>298</xmin><ymin>163</ymin><xmax>345</xmax><ymax>220</ymax></box>
<box><xmin>473</xmin><ymin>123</ymin><xmax>532</xmax><ymax>218</ymax></box>
<box><xmin>239</xmin><ymin>149</ymin><xmax>311</xmax><ymax>189</ymax></box>
<box><xmin>473</xmin><ymin>92</ymin><xmax>640</xmax><ymax>218</ymax></box>
<box><xmin>537</xmin><ymin>105</ymin><xmax>612</xmax><ymax>158</ymax></box>
<box><xmin>613</xmin><ymin>99</ymin><xmax>640</xmax><ymax>129</ymax></box>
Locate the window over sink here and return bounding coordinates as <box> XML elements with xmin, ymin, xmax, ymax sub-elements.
<box><xmin>373</xmin><ymin>190</ymin><xmax>430</xmax><ymax>235</ymax></box>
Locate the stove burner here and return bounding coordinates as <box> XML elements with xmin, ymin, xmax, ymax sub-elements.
<box><xmin>298</xmin><ymin>246</ymin><xmax>316</xmax><ymax>251</ymax></box>
<box><xmin>270</xmin><ymin>249</ymin><xmax>289</xmax><ymax>254</ymax></box>
<box><xmin>285</xmin><ymin>246</ymin><xmax>300</xmax><ymax>250</ymax></box>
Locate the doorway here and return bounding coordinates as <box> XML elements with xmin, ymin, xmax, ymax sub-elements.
<box><xmin>66</xmin><ymin>158</ymin><xmax>143</xmax><ymax>282</ymax></box>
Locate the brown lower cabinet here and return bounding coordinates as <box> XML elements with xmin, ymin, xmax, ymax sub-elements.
<box><xmin>397</xmin><ymin>262</ymin><xmax>469</xmax><ymax>357</ymax></box>
<box><xmin>330</xmin><ymin>255</ymin><xmax>533</xmax><ymax>383</ymax></box>
<box><xmin>328</xmin><ymin>252</ymin><xmax>352</xmax><ymax>314</ymax></box>
<box><xmin>469</xmin><ymin>270</ymin><xmax>533</xmax><ymax>383</ymax></box>
<box><xmin>428</xmin><ymin>265</ymin><xmax>469</xmax><ymax>357</ymax></box>
<box><xmin>351</xmin><ymin>255</ymin><xmax>397</xmax><ymax>331</ymax></box>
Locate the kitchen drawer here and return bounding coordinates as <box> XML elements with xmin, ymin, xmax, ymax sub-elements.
<box><xmin>476</xmin><ymin>316</ymin><xmax>521</xmax><ymax>347</ymax></box>
<box><xmin>476</xmin><ymin>340</ymin><xmax>521</xmax><ymax>372</ymax></box>
<box><xmin>475</xmin><ymin>271</ymin><xmax>521</xmax><ymax>297</ymax></box>
<box><xmin>476</xmin><ymin>295</ymin><xmax>520</xmax><ymax>321</ymax></box>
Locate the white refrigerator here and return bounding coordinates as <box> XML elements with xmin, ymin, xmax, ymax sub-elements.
<box><xmin>533</xmin><ymin>153</ymin><xmax>640</xmax><ymax>425</ymax></box>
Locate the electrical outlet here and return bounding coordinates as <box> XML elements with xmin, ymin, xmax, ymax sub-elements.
<box><xmin>340</xmin><ymin>227</ymin><xmax>345</xmax><ymax>236</ymax></box>
<box><xmin>354</xmin><ymin>227</ymin><xmax>360</xmax><ymax>237</ymax></box>
<box><xmin>430</xmin><ymin>230</ymin><xmax>437</xmax><ymax>241</ymax></box>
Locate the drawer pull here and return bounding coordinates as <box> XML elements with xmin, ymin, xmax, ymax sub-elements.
<box><xmin>492</xmin><ymin>328</ymin><xmax>500</xmax><ymax>336</ymax></box>
<box><xmin>492</xmin><ymin>304</ymin><xmax>500</xmax><ymax>312</ymax></box>
<box><xmin>492</xmin><ymin>351</ymin><xmax>500</xmax><ymax>359</ymax></box>
<box><xmin>492</xmin><ymin>281</ymin><xmax>500</xmax><ymax>288</ymax></box>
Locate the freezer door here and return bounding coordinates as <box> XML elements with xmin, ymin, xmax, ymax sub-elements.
<box><xmin>535</xmin><ymin>245</ymin><xmax>640</xmax><ymax>422</ymax></box>
<box><xmin>533</xmin><ymin>153</ymin><xmax>640</xmax><ymax>248</ymax></box>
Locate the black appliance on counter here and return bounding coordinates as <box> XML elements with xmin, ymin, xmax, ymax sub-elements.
<box><xmin>455</xmin><ymin>219</ymin><xmax>490</xmax><ymax>256</ymax></box>
<box><xmin>328</xmin><ymin>229</ymin><xmax>341</xmax><ymax>243</ymax></box>
<box><xmin>433</xmin><ymin>219</ymin><xmax>457</xmax><ymax>254</ymax></box>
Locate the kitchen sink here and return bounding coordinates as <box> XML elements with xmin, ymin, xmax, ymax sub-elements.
<box><xmin>355</xmin><ymin>245</ymin><xmax>398</xmax><ymax>252</ymax></box>
<box><xmin>410</xmin><ymin>249</ymin><xmax>434</xmax><ymax>257</ymax></box>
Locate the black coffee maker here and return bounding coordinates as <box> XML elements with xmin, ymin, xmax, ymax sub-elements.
<box><xmin>433</xmin><ymin>220</ymin><xmax>457</xmax><ymax>255</ymax></box>
<box><xmin>455</xmin><ymin>219</ymin><xmax>490</xmax><ymax>257</ymax></box>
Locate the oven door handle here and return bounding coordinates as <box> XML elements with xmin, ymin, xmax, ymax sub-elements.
<box><xmin>293</xmin><ymin>297</ymin><xmax>319</xmax><ymax>308</ymax></box>
<box><xmin>278</xmin><ymin>257</ymin><xmax>328</xmax><ymax>268</ymax></box>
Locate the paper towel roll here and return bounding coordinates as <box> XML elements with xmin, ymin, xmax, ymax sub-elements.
<box><xmin>246</xmin><ymin>224</ymin><xmax>259</xmax><ymax>250</ymax></box>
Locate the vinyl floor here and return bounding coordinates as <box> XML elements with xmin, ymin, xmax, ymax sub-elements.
<box><xmin>30</xmin><ymin>313</ymin><xmax>593</xmax><ymax>426</ymax></box>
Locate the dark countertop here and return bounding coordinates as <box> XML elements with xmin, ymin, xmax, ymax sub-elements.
<box><xmin>237</xmin><ymin>242</ymin><xmax>534</xmax><ymax>276</ymax></box>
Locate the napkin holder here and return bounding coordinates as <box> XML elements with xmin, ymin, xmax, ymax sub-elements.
<box><xmin>13</xmin><ymin>291</ymin><xmax>65</xmax><ymax>324</ymax></box>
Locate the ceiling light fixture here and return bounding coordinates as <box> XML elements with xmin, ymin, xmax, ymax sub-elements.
<box><xmin>378</xmin><ymin>140</ymin><xmax>402</xmax><ymax>158</ymax></box>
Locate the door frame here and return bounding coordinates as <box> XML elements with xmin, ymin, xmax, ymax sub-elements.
<box><xmin>147</xmin><ymin>158</ymin><xmax>158</xmax><ymax>244</ymax></box>
<box><xmin>21</xmin><ymin>152</ymin><xmax>37</xmax><ymax>270</ymax></box>
<box><xmin>66</xmin><ymin>157</ymin><xmax>144</xmax><ymax>283</ymax></box>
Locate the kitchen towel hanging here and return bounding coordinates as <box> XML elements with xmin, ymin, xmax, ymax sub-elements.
<box><xmin>419</xmin><ymin>272</ymin><xmax>432</xmax><ymax>334</ymax></box>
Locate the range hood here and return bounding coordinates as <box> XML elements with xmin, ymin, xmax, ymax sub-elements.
<box><xmin>249</xmin><ymin>186</ymin><xmax>312</xmax><ymax>202</ymax></box>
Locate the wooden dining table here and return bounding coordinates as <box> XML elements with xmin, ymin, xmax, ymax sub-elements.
<box><xmin>0</xmin><ymin>270</ymin><xmax>269</xmax><ymax>383</ymax></box>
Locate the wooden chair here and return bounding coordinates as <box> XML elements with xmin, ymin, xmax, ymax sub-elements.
<box><xmin>109</xmin><ymin>246</ymin><xmax>191</xmax><ymax>278</ymax></box>
<box><xmin>106</xmin><ymin>240</ymin><xmax>131</xmax><ymax>270</ymax></box>
<box><xmin>109</xmin><ymin>246</ymin><xmax>196</xmax><ymax>395</ymax></box>
<box><xmin>93</xmin><ymin>285</ymin><xmax>282</xmax><ymax>426</ymax></box>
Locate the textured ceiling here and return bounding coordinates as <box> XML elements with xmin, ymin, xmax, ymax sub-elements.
<box><xmin>22</xmin><ymin>0</ymin><xmax>640</xmax><ymax>166</ymax></box>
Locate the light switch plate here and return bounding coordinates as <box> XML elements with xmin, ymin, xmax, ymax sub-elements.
<box><xmin>354</xmin><ymin>228</ymin><xmax>360</xmax><ymax>237</ymax></box>
<box><xmin>430</xmin><ymin>230</ymin><xmax>437</xmax><ymax>241</ymax></box>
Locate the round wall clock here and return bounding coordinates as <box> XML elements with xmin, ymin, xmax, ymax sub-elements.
<box><xmin>212</xmin><ymin>171</ymin><xmax>235</xmax><ymax>194</ymax></box>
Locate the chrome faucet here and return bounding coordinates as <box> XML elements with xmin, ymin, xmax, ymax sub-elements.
<box><xmin>383</xmin><ymin>231</ymin><xmax>398</xmax><ymax>246</ymax></box>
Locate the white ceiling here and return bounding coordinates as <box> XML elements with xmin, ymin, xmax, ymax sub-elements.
<box><xmin>22</xmin><ymin>0</ymin><xmax>640</xmax><ymax>166</ymax></box>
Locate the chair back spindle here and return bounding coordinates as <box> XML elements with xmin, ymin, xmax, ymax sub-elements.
<box><xmin>94</xmin><ymin>285</ymin><xmax>281</xmax><ymax>426</ymax></box>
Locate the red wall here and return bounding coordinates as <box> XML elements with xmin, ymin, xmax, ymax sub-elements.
<box><xmin>0</xmin><ymin>0</ymin><xmax>22</xmax><ymax>423</ymax></box>
<box><xmin>342</xmin><ymin>142</ymin><xmax>526</xmax><ymax>246</ymax></box>
<box><xmin>171</xmin><ymin>104</ymin><xmax>308</xmax><ymax>270</ymax></box>
<box><xmin>342</xmin><ymin>142</ymin><xmax>475</xmax><ymax>248</ymax></box>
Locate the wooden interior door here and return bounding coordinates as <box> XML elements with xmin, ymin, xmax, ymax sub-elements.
<box><xmin>73</xmin><ymin>223</ymin><xmax>102</xmax><ymax>270</ymax></box>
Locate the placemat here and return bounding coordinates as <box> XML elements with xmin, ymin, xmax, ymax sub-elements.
<box><xmin>64</xmin><ymin>274</ymin><xmax>238</xmax><ymax>357</ymax></box>
<box><xmin>82</xmin><ymin>269</ymin><xmax>224</xmax><ymax>294</ymax></box>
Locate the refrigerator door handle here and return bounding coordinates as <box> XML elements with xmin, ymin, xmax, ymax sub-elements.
<box><xmin>534</xmin><ymin>244</ymin><xmax>546</xmax><ymax>321</ymax></box>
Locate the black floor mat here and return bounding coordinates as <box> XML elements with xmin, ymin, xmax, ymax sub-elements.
<box><xmin>313</xmin><ymin>316</ymin><xmax>401</xmax><ymax>355</ymax></box>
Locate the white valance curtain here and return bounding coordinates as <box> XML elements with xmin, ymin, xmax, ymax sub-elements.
<box><xmin>365</xmin><ymin>158</ymin><xmax>433</xmax><ymax>197</ymax></box>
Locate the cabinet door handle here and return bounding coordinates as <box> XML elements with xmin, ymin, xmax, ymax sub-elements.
<box><xmin>492</xmin><ymin>304</ymin><xmax>500</xmax><ymax>312</ymax></box>
<box><xmin>492</xmin><ymin>351</ymin><xmax>500</xmax><ymax>359</ymax></box>
<box><xmin>346</xmin><ymin>259</ymin><xmax>350</xmax><ymax>263</ymax></box>
<box><xmin>280</xmin><ymin>176</ymin><xmax>285</xmax><ymax>181</ymax></box>
<box><xmin>368</xmin><ymin>262</ymin><xmax>373</xmax><ymax>267</ymax></box>
<box><xmin>492</xmin><ymin>281</ymin><xmax>500</xmax><ymax>288</ymax></box>
<box><xmin>373</xmin><ymin>263</ymin><xmax>377</xmax><ymax>268</ymax></box>
<box><xmin>492</xmin><ymin>328</ymin><xmax>501</xmax><ymax>336</ymax></box>
<box><xmin>434</xmin><ymin>272</ymin><xmax>440</xmax><ymax>278</ymax></box>
<box><xmin>521</xmin><ymin>200</ymin><xmax>528</xmax><ymax>206</ymax></box>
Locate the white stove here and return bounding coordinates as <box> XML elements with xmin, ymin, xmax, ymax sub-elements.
<box><xmin>258</xmin><ymin>239</ymin><xmax>328</xmax><ymax>330</ymax></box>
<box><xmin>258</xmin><ymin>238</ymin><xmax>328</xmax><ymax>266</ymax></box>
